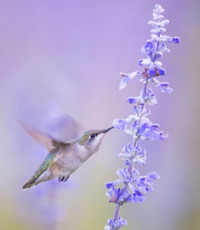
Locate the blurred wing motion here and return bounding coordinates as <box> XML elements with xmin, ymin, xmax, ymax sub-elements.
<box><xmin>46</xmin><ymin>114</ymin><xmax>84</xmax><ymax>143</ymax></box>
<box><xmin>19</xmin><ymin>114</ymin><xmax>83</xmax><ymax>150</ymax></box>
<box><xmin>19</xmin><ymin>121</ymin><xmax>58</xmax><ymax>151</ymax></box>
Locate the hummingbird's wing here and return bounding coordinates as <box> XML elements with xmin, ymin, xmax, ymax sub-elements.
<box><xmin>48</xmin><ymin>114</ymin><xmax>84</xmax><ymax>143</ymax></box>
<box><xmin>19</xmin><ymin>114</ymin><xmax>84</xmax><ymax>150</ymax></box>
<box><xmin>19</xmin><ymin>121</ymin><xmax>65</xmax><ymax>151</ymax></box>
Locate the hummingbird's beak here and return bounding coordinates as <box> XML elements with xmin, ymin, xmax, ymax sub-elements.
<box><xmin>102</xmin><ymin>126</ymin><xmax>114</xmax><ymax>133</ymax></box>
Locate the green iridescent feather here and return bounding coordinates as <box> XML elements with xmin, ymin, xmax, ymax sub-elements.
<box><xmin>33</xmin><ymin>152</ymin><xmax>55</xmax><ymax>178</ymax></box>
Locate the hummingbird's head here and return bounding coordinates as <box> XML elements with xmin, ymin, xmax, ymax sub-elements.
<box><xmin>78</xmin><ymin>126</ymin><xmax>113</xmax><ymax>153</ymax></box>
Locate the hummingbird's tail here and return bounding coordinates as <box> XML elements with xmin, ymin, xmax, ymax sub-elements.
<box><xmin>22</xmin><ymin>165</ymin><xmax>49</xmax><ymax>190</ymax></box>
<box><xmin>22</xmin><ymin>177</ymin><xmax>37</xmax><ymax>190</ymax></box>
<box><xmin>22</xmin><ymin>168</ymin><xmax>50</xmax><ymax>190</ymax></box>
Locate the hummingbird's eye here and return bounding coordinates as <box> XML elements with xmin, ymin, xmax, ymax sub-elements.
<box><xmin>90</xmin><ymin>133</ymin><xmax>97</xmax><ymax>138</ymax></box>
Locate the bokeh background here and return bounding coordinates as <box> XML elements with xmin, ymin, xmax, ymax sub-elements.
<box><xmin>0</xmin><ymin>0</ymin><xmax>199</xmax><ymax>229</ymax></box>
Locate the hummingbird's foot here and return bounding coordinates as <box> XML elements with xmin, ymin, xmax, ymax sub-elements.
<box><xmin>58</xmin><ymin>175</ymin><xmax>69</xmax><ymax>182</ymax></box>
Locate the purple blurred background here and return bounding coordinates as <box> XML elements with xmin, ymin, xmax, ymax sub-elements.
<box><xmin>0</xmin><ymin>0</ymin><xmax>199</xmax><ymax>229</ymax></box>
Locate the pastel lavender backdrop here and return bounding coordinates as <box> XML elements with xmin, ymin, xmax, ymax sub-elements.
<box><xmin>0</xmin><ymin>0</ymin><xmax>199</xmax><ymax>230</ymax></box>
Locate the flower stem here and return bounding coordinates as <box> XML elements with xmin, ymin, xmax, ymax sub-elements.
<box><xmin>112</xmin><ymin>204</ymin><xmax>121</xmax><ymax>230</ymax></box>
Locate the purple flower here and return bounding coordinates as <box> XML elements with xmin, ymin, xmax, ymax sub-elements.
<box><xmin>134</xmin><ymin>172</ymin><xmax>160</xmax><ymax>194</ymax></box>
<box><xmin>147</xmin><ymin>172</ymin><xmax>160</xmax><ymax>182</ymax></box>
<box><xmin>119</xmin><ymin>71</ymin><xmax>139</xmax><ymax>90</ymax></box>
<box><xmin>116</xmin><ymin>168</ymin><xmax>132</xmax><ymax>183</ymax></box>
<box><xmin>144</xmin><ymin>88</ymin><xmax>157</xmax><ymax>105</ymax></box>
<box><xmin>168</xmin><ymin>36</ymin><xmax>180</xmax><ymax>44</ymax></box>
<box><xmin>140</xmin><ymin>119</ymin><xmax>169</xmax><ymax>141</ymax></box>
<box><xmin>133</xmin><ymin>146</ymin><xmax>146</xmax><ymax>165</ymax></box>
<box><xmin>157</xmin><ymin>68</ymin><xmax>166</xmax><ymax>76</ymax></box>
<box><xmin>113</xmin><ymin>119</ymin><xmax>127</xmax><ymax>131</ymax></box>
<box><xmin>105</xmin><ymin>4</ymin><xmax>179</xmax><ymax>229</ymax></box>
<box><xmin>138</xmin><ymin>58</ymin><xmax>151</xmax><ymax>66</ymax></box>
<box><xmin>135</xmin><ymin>177</ymin><xmax>152</xmax><ymax>193</ymax></box>
<box><xmin>149</xmin><ymin>67</ymin><xmax>157</xmax><ymax>76</ymax></box>
<box><xmin>132</xmin><ymin>105</ymin><xmax>141</xmax><ymax>116</ymax></box>
<box><xmin>106</xmin><ymin>187</ymin><xmax>131</xmax><ymax>204</ymax></box>
<box><xmin>131</xmin><ymin>189</ymin><xmax>145</xmax><ymax>203</ymax></box>
<box><xmin>105</xmin><ymin>217</ymin><xmax>128</xmax><ymax>230</ymax></box>
<box><xmin>124</xmin><ymin>143</ymin><xmax>133</xmax><ymax>154</ymax></box>
<box><xmin>127</xmin><ymin>96</ymin><xmax>145</xmax><ymax>105</ymax></box>
<box><xmin>142</xmin><ymin>41</ymin><xmax>155</xmax><ymax>53</ymax></box>
<box><xmin>156</xmin><ymin>81</ymin><xmax>173</xmax><ymax>93</ymax></box>
<box><xmin>106</xmin><ymin>179</ymin><xmax>122</xmax><ymax>189</ymax></box>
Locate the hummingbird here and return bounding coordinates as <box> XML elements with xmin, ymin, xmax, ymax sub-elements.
<box><xmin>21</xmin><ymin>122</ymin><xmax>113</xmax><ymax>190</ymax></box>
